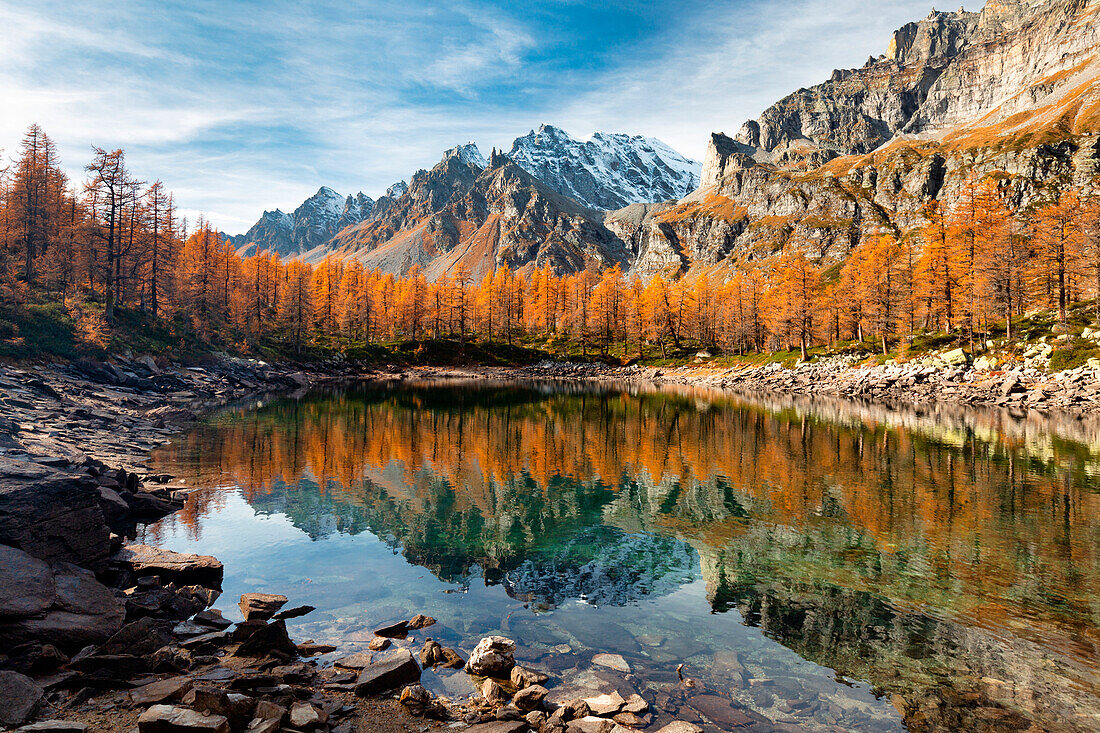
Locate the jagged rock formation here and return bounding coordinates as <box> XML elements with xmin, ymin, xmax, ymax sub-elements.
<box><xmin>508</xmin><ymin>124</ymin><xmax>701</xmax><ymax>211</ymax></box>
<box><xmin>233</xmin><ymin>187</ymin><xmax>376</xmax><ymax>258</ymax></box>
<box><xmin>325</xmin><ymin>146</ymin><xmax>629</xmax><ymax>278</ymax></box>
<box><xmin>610</xmin><ymin>0</ymin><xmax>1100</xmax><ymax>278</ymax></box>
<box><xmin>230</xmin><ymin>1</ymin><xmax>1098</xmax><ymax>280</ymax></box>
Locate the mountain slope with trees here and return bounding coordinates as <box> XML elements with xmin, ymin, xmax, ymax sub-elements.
<box><xmin>2</xmin><ymin>0</ymin><xmax>1100</xmax><ymax>366</ymax></box>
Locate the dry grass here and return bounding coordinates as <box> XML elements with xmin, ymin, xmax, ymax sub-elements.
<box><xmin>653</xmin><ymin>193</ymin><xmax>747</xmax><ymax>224</ymax></box>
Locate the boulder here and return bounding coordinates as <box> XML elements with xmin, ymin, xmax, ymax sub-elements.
<box><xmin>130</xmin><ymin>676</ymin><xmax>193</xmax><ymax>706</ymax></box>
<box><xmin>232</xmin><ymin>620</ymin><xmax>297</xmax><ymax>659</ymax></box>
<box><xmin>0</xmin><ymin>671</ymin><xmax>43</xmax><ymax>727</ymax></box>
<box><xmin>512</xmin><ymin>666</ymin><xmax>550</xmax><ymax>689</ymax></box>
<box><xmin>238</xmin><ymin>593</ymin><xmax>287</xmax><ymax>621</ymax></box>
<box><xmin>0</xmin><ymin>561</ymin><xmax>125</xmax><ymax>651</ymax></box>
<box><xmin>0</xmin><ymin>544</ymin><xmax>55</xmax><ymax>616</ymax></box>
<box><xmin>252</xmin><ymin>700</ymin><xmax>286</xmax><ymax>722</ymax></box>
<box><xmin>399</xmin><ymin>683</ymin><xmax>433</xmax><ymax>716</ymax></box>
<box><xmin>288</xmin><ymin>702</ymin><xmax>327</xmax><ymax>730</ymax></box>
<box><xmin>407</xmin><ymin>613</ymin><xmax>436</xmax><ymax>629</ymax></box>
<box><xmin>465</xmin><ymin>635</ymin><xmax>516</xmax><ymax>677</ymax></box>
<box><xmin>354</xmin><ymin>648</ymin><xmax>421</xmax><ymax>696</ymax></box>
<box><xmin>137</xmin><ymin>704</ymin><xmax>230</xmax><ymax>733</ymax></box>
<box><xmin>99</xmin><ymin>617</ymin><xmax>174</xmax><ymax>657</ymax></box>
<box><xmin>192</xmin><ymin>609</ymin><xmax>232</xmax><ymax>630</ymax></box>
<box><xmin>190</xmin><ymin>687</ymin><xmax>256</xmax><ymax>727</ymax></box>
<box><xmin>96</xmin><ymin>486</ymin><xmax>131</xmax><ymax>525</ymax></box>
<box><xmin>481</xmin><ymin>678</ymin><xmax>510</xmax><ymax>707</ymax></box>
<box><xmin>419</xmin><ymin>640</ymin><xmax>444</xmax><ymax>666</ymax></box>
<box><xmin>583</xmin><ymin>691</ymin><xmax>625</xmax><ymax>716</ymax></box>
<box><xmin>0</xmin><ymin>458</ymin><xmax>112</xmax><ymax>571</ymax></box>
<box><xmin>941</xmin><ymin>348</ymin><xmax>969</xmax><ymax>366</ymax></box>
<box><xmin>111</xmin><ymin>545</ymin><xmax>223</xmax><ymax>589</ymax></box>
<box><xmin>514</xmin><ymin>684</ymin><xmax>549</xmax><ymax>711</ymax></box>
<box><xmin>368</xmin><ymin>637</ymin><xmax>391</xmax><ymax>651</ymax></box>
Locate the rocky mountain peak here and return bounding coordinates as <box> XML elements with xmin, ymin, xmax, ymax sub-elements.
<box><xmin>443</xmin><ymin>142</ymin><xmax>489</xmax><ymax>169</ymax></box>
<box><xmin>508</xmin><ymin>123</ymin><xmax>701</xmax><ymax>210</ymax></box>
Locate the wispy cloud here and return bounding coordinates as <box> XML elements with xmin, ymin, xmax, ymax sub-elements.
<box><xmin>1</xmin><ymin>0</ymin><xmax>976</xmax><ymax>231</ymax></box>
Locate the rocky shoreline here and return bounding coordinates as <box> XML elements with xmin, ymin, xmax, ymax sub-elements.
<box><xmin>385</xmin><ymin>349</ymin><xmax>1100</xmax><ymax>414</ymax></box>
<box><xmin>0</xmin><ymin>357</ymin><xmax>702</xmax><ymax>733</ymax></box>
<box><xmin>2</xmin><ymin>350</ymin><xmax>1097</xmax><ymax>732</ymax></box>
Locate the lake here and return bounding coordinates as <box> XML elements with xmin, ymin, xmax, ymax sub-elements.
<box><xmin>142</xmin><ymin>379</ymin><xmax>1100</xmax><ymax>732</ymax></box>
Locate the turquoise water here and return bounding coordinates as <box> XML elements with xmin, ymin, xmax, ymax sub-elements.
<box><xmin>143</xmin><ymin>380</ymin><xmax>1100</xmax><ymax>732</ymax></box>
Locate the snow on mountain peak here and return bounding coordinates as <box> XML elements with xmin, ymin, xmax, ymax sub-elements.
<box><xmin>444</xmin><ymin>142</ymin><xmax>489</xmax><ymax>169</ymax></box>
<box><xmin>509</xmin><ymin>125</ymin><xmax>701</xmax><ymax>210</ymax></box>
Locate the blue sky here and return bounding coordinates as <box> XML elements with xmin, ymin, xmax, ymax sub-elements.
<box><xmin>2</xmin><ymin>1</ymin><xmax>972</xmax><ymax>231</ymax></box>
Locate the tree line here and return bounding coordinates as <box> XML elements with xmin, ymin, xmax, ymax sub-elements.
<box><xmin>2</xmin><ymin>123</ymin><xmax>1099</xmax><ymax>359</ymax></box>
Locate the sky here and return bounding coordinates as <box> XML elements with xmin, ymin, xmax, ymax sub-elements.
<box><xmin>1</xmin><ymin>0</ymin><xmax>975</xmax><ymax>232</ymax></box>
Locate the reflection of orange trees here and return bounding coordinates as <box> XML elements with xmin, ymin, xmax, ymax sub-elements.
<box><xmin>153</xmin><ymin>385</ymin><xmax>1100</xmax><ymax>649</ymax></box>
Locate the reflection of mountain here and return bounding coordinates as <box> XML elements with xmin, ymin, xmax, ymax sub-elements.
<box><xmin>152</xmin><ymin>380</ymin><xmax>1100</xmax><ymax>732</ymax></box>
<box><xmin>504</xmin><ymin>527</ymin><xmax>696</xmax><ymax>607</ymax></box>
<box><xmin>245</xmin><ymin>461</ymin><xmax>698</xmax><ymax>606</ymax></box>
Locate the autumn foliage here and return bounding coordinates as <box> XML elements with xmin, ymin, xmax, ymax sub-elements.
<box><xmin>3</xmin><ymin>124</ymin><xmax>1100</xmax><ymax>358</ymax></box>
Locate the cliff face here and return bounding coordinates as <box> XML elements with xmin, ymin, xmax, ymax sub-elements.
<box><xmin>611</xmin><ymin>0</ymin><xmax>1100</xmax><ymax>277</ymax></box>
<box><xmin>326</xmin><ymin>149</ymin><xmax>629</xmax><ymax>279</ymax></box>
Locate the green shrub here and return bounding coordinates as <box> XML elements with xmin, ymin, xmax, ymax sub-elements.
<box><xmin>1049</xmin><ymin>338</ymin><xmax>1100</xmax><ymax>371</ymax></box>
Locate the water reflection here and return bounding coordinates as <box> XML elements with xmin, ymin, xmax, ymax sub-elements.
<box><xmin>147</xmin><ymin>380</ymin><xmax>1100</xmax><ymax>732</ymax></box>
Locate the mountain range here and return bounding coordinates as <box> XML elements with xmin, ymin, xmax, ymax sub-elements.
<box><xmin>229</xmin><ymin>130</ymin><xmax>701</xmax><ymax>261</ymax></box>
<box><xmin>230</xmin><ymin>0</ymin><xmax>1100</xmax><ymax>280</ymax></box>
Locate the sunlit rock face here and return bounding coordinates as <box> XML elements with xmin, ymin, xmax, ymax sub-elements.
<box><xmin>611</xmin><ymin>0</ymin><xmax>1100</xmax><ymax>276</ymax></box>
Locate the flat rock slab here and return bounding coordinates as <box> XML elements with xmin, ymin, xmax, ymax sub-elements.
<box><xmin>354</xmin><ymin>649</ymin><xmax>421</xmax><ymax>696</ymax></box>
<box><xmin>112</xmin><ymin>545</ymin><xmax>223</xmax><ymax>588</ymax></box>
<box><xmin>583</xmin><ymin>691</ymin><xmax>625</xmax><ymax>716</ymax></box>
<box><xmin>334</xmin><ymin>652</ymin><xmax>374</xmax><ymax>670</ymax></box>
<box><xmin>685</xmin><ymin>694</ymin><xmax>754</xmax><ymax>728</ymax></box>
<box><xmin>0</xmin><ymin>457</ymin><xmax>112</xmax><ymax>571</ymax></box>
<box><xmin>0</xmin><ymin>670</ymin><xmax>43</xmax><ymax>727</ymax></box>
<box><xmin>566</xmin><ymin>717</ymin><xmax>615</xmax><ymax>733</ymax></box>
<box><xmin>1</xmin><ymin>562</ymin><xmax>125</xmax><ymax>652</ymax></box>
<box><xmin>0</xmin><ymin>544</ymin><xmax>54</xmax><ymax>616</ymax></box>
<box><xmin>130</xmin><ymin>676</ymin><xmax>193</xmax><ymax>706</ymax></box>
<box><xmin>372</xmin><ymin>620</ymin><xmax>408</xmax><ymax>638</ymax></box>
<box><xmin>137</xmin><ymin>704</ymin><xmax>230</xmax><ymax>733</ymax></box>
<box><xmin>592</xmin><ymin>653</ymin><xmax>631</xmax><ymax>673</ymax></box>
